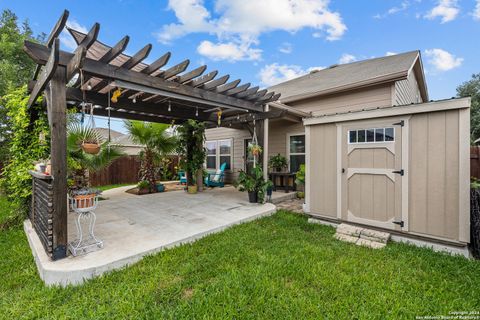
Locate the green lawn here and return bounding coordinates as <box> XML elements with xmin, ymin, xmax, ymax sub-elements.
<box><xmin>96</xmin><ymin>183</ymin><xmax>133</xmax><ymax>192</ymax></box>
<box><xmin>1</xmin><ymin>208</ymin><xmax>479</xmax><ymax>319</ymax></box>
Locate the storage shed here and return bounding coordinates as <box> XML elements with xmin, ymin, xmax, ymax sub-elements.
<box><xmin>304</xmin><ymin>98</ymin><xmax>470</xmax><ymax>247</ymax></box>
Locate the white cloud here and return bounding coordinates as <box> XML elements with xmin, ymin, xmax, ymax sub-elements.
<box><xmin>258</xmin><ymin>63</ymin><xmax>325</xmax><ymax>86</ymax></box>
<box><xmin>279</xmin><ymin>42</ymin><xmax>293</xmax><ymax>54</ymax></box>
<box><xmin>386</xmin><ymin>51</ymin><xmax>398</xmax><ymax>56</ymax></box>
<box><xmin>155</xmin><ymin>0</ymin><xmax>347</xmax><ymax>61</ymax></box>
<box><xmin>474</xmin><ymin>0</ymin><xmax>480</xmax><ymax>20</ymax></box>
<box><xmin>424</xmin><ymin>48</ymin><xmax>463</xmax><ymax>71</ymax></box>
<box><xmin>338</xmin><ymin>53</ymin><xmax>356</xmax><ymax>64</ymax></box>
<box><xmin>374</xmin><ymin>1</ymin><xmax>410</xmax><ymax>19</ymax></box>
<box><xmin>197</xmin><ymin>40</ymin><xmax>261</xmax><ymax>61</ymax></box>
<box><xmin>424</xmin><ymin>0</ymin><xmax>459</xmax><ymax>23</ymax></box>
<box><xmin>60</xmin><ymin>20</ymin><xmax>88</xmax><ymax>50</ymax></box>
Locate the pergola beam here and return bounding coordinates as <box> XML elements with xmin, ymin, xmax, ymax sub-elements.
<box><xmin>24</xmin><ymin>41</ymin><xmax>267</xmax><ymax>112</ymax></box>
<box><xmin>64</xmin><ymin>86</ymin><xmax>215</xmax><ymax>123</ymax></box>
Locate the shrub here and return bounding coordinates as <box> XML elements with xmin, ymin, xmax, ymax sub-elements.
<box><xmin>0</xmin><ymin>86</ymin><xmax>49</xmax><ymax>224</ymax></box>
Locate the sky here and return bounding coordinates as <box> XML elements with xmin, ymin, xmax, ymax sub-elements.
<box><xmin>2</xmin><ymin>0</ymin><xmax>479</xmax><ymax>133</ymax></box>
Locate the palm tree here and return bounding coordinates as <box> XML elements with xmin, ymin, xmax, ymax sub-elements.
<box><xmin>124</xmin><ymin>120</ymin><xmax>177</xmax><ymax>191</ymax></box>
<box><xmin>67</xmin><ymin>123</ymin><xmax>125</xmax><ymax>189</ymax></box>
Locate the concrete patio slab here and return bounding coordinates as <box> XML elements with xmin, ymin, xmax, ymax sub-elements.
<box><xmin>25</xmin><ymin>186</ymin><xmax>276</xmax><ymax>286</ymax></box>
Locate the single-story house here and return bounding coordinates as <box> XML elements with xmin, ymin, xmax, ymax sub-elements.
<box><xmin>94</xmin><ymin>128</ymin><xmax>143</xmax><ymax>155</ymax></box>
<box><xmin>205</xmin><ymin>50</ymin><xmax>470</xmax><ymax>250</ymax></box>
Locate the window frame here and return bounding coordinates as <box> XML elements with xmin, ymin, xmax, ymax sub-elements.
<box><xmin>286</xmin><ymin>132</ymin><xmax>306</xmax><ymax>173</ymax></box>
<box><xmin>205</xmin><ymin>139</ymin><xmax>233</xmax><ymax>171</ymax></box>
<box><xmin>347</xmin><ymin>127</ymin><xmax>395</xmax><ymax>145</ymax></box>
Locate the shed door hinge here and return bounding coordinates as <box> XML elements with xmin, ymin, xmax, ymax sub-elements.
<box><xmin>393</xmin><ymin>220</ymin><xmax>404</xmax><ymax>227</ymax></box>
<box><xmin>393</xmin><ymin>120</ymin><xmax>404</xmax><ymax>127</ymax></box>
<box><xmin>392</xmin><ymin>169</ymin><xmax>404</xmax><ymax>176</ymax></box>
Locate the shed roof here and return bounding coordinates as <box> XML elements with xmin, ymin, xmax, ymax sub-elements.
<box><xmin>269</xmin><ymin>51</ymin><xmax>428</xmax><ymax>103</ymax></box>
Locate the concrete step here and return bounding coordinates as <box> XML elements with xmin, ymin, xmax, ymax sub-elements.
<box><xmin>334</xmin><ymin>223</ymin><xmax>390</xmax><ymax>249</ymax></box>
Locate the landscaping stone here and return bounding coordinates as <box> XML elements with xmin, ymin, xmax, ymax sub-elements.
<box><xmin>275</xmin><ymin>198</ymin><xmax>303</xmax><ymax>213</ymax></box>
<box><xmin>334</xmin><ymin>223</ymin><xmax>390</xmax><ymax>249</ymax></box>
<box><xmin>334</xmin><ymin>233</ymin><xmax>358</xmax><ymax>244</ymax></box>
<box><xmin>356</xmin><ymin>238</ymin><xmax>387</xmax><ymax>249</ymax></box>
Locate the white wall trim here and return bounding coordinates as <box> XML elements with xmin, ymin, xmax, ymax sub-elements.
<box><xmin>304</xmin><ymin>126</ymin><xmax>311</xmax><ymax>212</ymax></box>
<box><xmin>458</xmin><ymin>108</ymin><xmax>470</xmax><ymax>242</ymax></box>
<box><xmin>304</xmin><ymin>98</ymin><xmax>471</xmax><ymax>126</ymax></box>
<box><xmin>401</xmin><ymin>116</ymin><xmax>410</xmax><ymax>231</ymax></box>
<box><xmin>263</xmin><ymin>104</ymin><xmax>270</xmax><ymax>180</ymax></box>
<box><xmin>336</xmin><ymin>124</ymin><xmax>342</xmax><ymax>219</ymax></box>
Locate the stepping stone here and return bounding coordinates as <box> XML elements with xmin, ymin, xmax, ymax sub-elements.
<box><xmin>356</xmin><ymin>238</ymin><xmax>387</xmax><ymax>249</ymax></box>
<box><xmin>334</xmin><ymin>233</ymin><xmax>358</xmax><ymax>244</ymax></box>
<box><xmin>336</xmin><ymin>223</ymin><xmax>364</xmax><ymax>237</ymax></box>
<box><xmin>333</xmin><ymin>223</ymin><xmax>390</xmax><ymax>249</ymax></box>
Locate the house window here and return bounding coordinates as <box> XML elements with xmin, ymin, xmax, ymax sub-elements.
<box><xmin>205</xmin><ymin>139</ymin><xmax>232</xmax><ymax>170</ymax></box>
<box><xmin>348</xmin><ymin>127</ymin><xmax>395</xmax><ymax>144</ymax></box>
<box><xmin>288</xmin><ymin>134</ymin><xmax>305</xmax><ymax>173</ymax></box>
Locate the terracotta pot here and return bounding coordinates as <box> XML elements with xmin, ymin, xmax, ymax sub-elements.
<box><xmin>187</xmin><ymin>185</ymin><xmax>197</xmax><ymax>194</ymax></box>
<box><xmin>81</xmin><ymin>142</ymin><xmax>100</xmax><ymax>155</ymax></box>
<box><xmin>74</xmin><ymin>194</ymin><xmax>96</xmax><ymax>208</ymax></box>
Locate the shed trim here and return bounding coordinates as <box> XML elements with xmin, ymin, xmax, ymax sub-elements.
<box><xmin>459</xmin><ymin>107</ymin><xmax>470</xmax><ymax>242</ymax></box>
<box><xmin>303</xmin><ymin>98</ymin><xmax>470</xmax><ymax>126</ymax></box>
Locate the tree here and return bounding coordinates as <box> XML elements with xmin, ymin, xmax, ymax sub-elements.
<box><xmin>124</xmin><ymin>121</ymin><xmax>177</xmax><ymax>191</ymax></box>
<box><xmin>457</xmin><ymin>73</ymin><xmax>480</xmax><ymax>142</ymax></box>
<box><xmin>67</xmin><ymin>123</ymin><xmax>125</xmax><ymax>189</ymax></box>
<box><xmin>0</xmin><ymin>9</ymin><xmax>45</xmax><ymax>163</ymax></box>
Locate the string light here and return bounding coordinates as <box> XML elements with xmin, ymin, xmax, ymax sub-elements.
<box><xmin>195</xmin><ymin>106</ymin><xmax>199</xmax><ymax>117</ymax></box>
<box><xmin>168</xmin><ymin>101</ymin><xmax>171</xmax><ymax>112</ymax></box>
<box><xmin>87</xmin><ymin>83</ymin><xmax>92</xmax><ymax>90</ymax></box>
<box><xmin>132</xmin><ymin>97</ymin><xmax>137</xmax><ymax>104</ymax></box>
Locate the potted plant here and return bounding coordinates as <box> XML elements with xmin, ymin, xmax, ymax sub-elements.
<box><xmin>235</xmin><ymin>170</ymin><xmax>256</xmax><ymax>202</ymax></box>
<box><xmin>156</xmin><ymin>183</ymin><xmax>165</xmax><ymax>192</ymax></box>
<box><xmin>81</xmin><ymin>138</ymin><xmax>101</xmax><ymax>155</ymax></box>
<box><xmin>295</xmin><ymin>164</ymin><xmax>305</xmax><ymax>192</ymax></box>
<box><xmin>235</xmin><ymin>167</ymin><xmax>268</xmax><ymax>203</ymax></box>
<box><xmin>70</xmin><ymin>188</ymin><xmax>101</xmax><ymax>209</ymax></box>
<box><xmin>268</xmin><ymin>154</ymin><xmax>288</xmax><ymax>172</ymax></box>
<box><xmin>177</xmin><ymin>120</ymin><xmax>206</xmax><ymax>194</ymax></box>
<box><xmin>248</xmin><ymin>144</ymin><xmax>262</xmax><ymax>157</ymax></box>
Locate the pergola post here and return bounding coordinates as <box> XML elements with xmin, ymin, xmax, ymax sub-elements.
<box><xmin>47</xmin><ymin>66</ymin><xmax>68</xmax><ymax>260</ymax></box>
<box><xmin>262</xmin><ymin>104</ymin><xmax>270</xmax><ymax>181</ymax></box>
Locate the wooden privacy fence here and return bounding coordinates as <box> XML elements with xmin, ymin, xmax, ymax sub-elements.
<box><xmin>89</xmin><ymin>155</ymin><xmax>180</xmax><ymax>186</ymax></box>
<box><xmin>471</xmin><ymin>146</ymin><xmax>480</xmax><ymax>179</ymax></box>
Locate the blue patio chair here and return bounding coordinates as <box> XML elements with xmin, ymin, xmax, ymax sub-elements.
<box><xmin>205</xmin><ymin>162</ymin><xmax>227</xmax><ymax>188</ymax></box>
<box><xmin>178</xmin><ymin>170</ymin><xmax>187</xmax><ymax>185</ymax></box>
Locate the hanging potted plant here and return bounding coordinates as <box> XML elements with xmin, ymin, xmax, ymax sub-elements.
<box><xmin>81</xmin><ymin>138</ymin><xmax>101</xmax><ymax>155</ymax></box>
<box><xmin>268</xmin><ymin>154</ymin><xmax>288</xmax><ymax>172</ymax></box>
<box><xmin>248</xmin><ymin>143</ymin><xmax>262</xmax><ymax>157</ymax></box>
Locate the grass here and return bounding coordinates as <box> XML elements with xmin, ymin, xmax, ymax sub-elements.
<box><xmin>0</xmin><ymin>205</ymin><xmax>479</xmax><ymax>319</ymax></box>
<box><xmin>96</xmin><ymin>183</ymin><xmax>133</xmax><ymax>192</ymax></box>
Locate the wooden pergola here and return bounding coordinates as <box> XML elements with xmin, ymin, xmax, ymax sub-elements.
<box><xmin>24</xmin><ymin>10</ymin><xmax>281</xmax><ymax>260</ymax></box>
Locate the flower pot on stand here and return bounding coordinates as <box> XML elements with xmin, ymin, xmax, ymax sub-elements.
<box><xmin>156</xmin><ymin>184</ymin><xmax>165</xmax><ymax>192</ymax></box>
<box><xmin>73</xmin><ymin>194</ymin><xmax>96</xmax><ymax>209</ymax></box>
<box><xmin>248</xmin><ymin>191</ymin><xmax>258</xmax><ymax>203</ymax></box>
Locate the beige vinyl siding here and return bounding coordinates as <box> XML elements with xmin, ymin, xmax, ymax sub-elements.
<box><xmin>205</xmin><ymin>127</ymin><xmax>251</xmax><ymax>183</ymax></box>
<box><xmin>308</xmin><ymin>123</ymin><xmax>337</xmax><ymax>217</ymax></box>
<box><xmin>268</xmin><ymin>120</ymin><xmax>304</xmax><ymax>157</ymax></box>
<box><xmin>394</xmin><ymin>70</ymin><xmax>422</xmax><ymax>105</ymax></box>
<box><xmin>288</xmin><ymin>84</ymin><xmax>393</xmax><ymax>115</ymax></box>
<box><xmin>409</xmin><ymin>110</ymin><xmax>460</xmax><ymax>241</ymax></box>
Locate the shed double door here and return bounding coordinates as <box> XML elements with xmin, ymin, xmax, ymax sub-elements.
<box><xmin>341</xmin><ymin>119</ymin><xmax>406</xmax><ymax>231</ymax></box>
